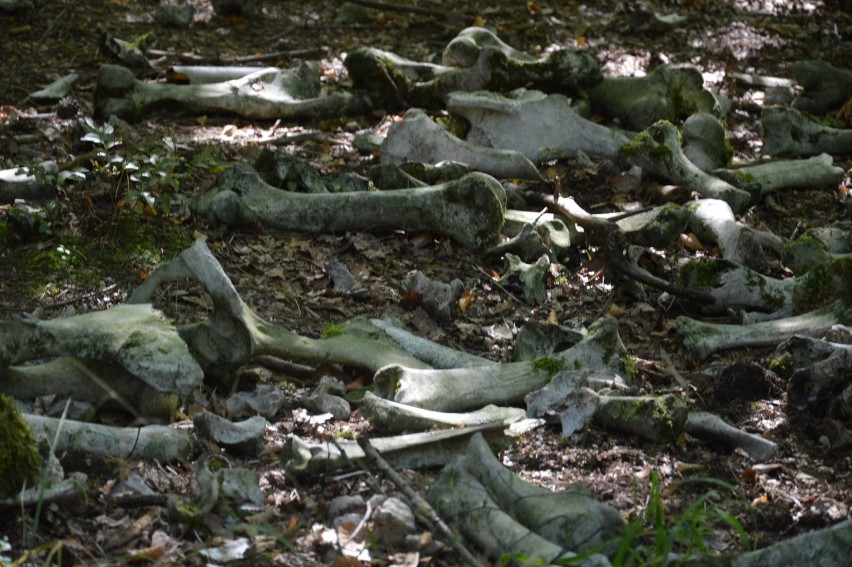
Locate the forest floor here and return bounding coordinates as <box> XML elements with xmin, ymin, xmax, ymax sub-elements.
<box><xmin>1</xmin><ymin>0</ymin><xmax>851</xmax><ymax>565</ymax></box>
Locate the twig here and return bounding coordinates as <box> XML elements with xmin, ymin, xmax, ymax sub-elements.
<box><xmin>346</xmin><ymin>0</ymin><xmax>447</xmax><ymax>17</ymax></box>
<box><xmin>471</xmin><ymin>264</ymin><xmax>535</xmax><ymax>309</ymax></box>
<box><xmin>222</xmin><ymin>48</ymin><xmax>326</xmax><ymax>64</ymax></box>
<box><xmin>357</xmin><ymin>438</ymin><xmax>484</xmax><ymax>567</ymax></box>
<box><xmin>40</xmin><ymin>283</ymin><xmax>119</xmax><ymax>310</ymax></box>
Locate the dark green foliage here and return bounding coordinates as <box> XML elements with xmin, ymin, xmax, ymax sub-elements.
<box><xmin>0</xmin><ymin>393</ymin><xmax>42</xmax><ymax>498</ymax></box>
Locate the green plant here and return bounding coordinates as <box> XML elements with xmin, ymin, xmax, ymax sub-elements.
<box><xmin>531</xmin><ymin>356</ymin><xmax>564</xmax><ymax>376</ymax></box>
<box><xmin>0</xmin><ymin>393</ymin><xmax>42</xmax><ymax>498</ymax></box>
<box><xmin>621</xmin><ymin>355</ymin><xmax>639</xmax><ymax>379</ymax></box>
<box><xmin>608</xmin><ymin>472</ymin><xmax>755</xmax><ymax>566</ymax></box>
<box><xmin>78</xmin><ymin>119</ymin><xmax>226</xmax><ymax>221</ymax></box>
<box><xmin>321</xmin><ymin>323</ymin><xmax>346</xmax><ymax>339</ymax></box>
<box><xmin>5</xmin><ymin>202</ymin><xmax>67</xmax><ymax>242</ymax></box>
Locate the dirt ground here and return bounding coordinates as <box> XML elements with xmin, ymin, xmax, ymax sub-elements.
<box><xmin>1</xmin><ymin>0</ymin><xmax>851</xmax><ymax>565</ymax></box>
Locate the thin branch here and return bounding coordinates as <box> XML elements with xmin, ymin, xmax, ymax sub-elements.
<box><xmin>358</xmin><ymin>438</ymin><xmax>484</xmax><ymax>567</ymax></box>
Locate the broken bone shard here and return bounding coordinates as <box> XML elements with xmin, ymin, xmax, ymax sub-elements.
<box><xmin>193</xmin><ymin>164</ymin><xmax>506</xmax><ymax>251</ymax></box>
<box><xmin>620</xmin><ymin>120</ymin><xmax>752</xmax><ymax>212</ymax></box>
<box><xmin>380</xmin><ymin>108</ymin><xmax>541</xmax><ymax>179</ymax></box>
<box><xmin>589</xmin><ymin>64</ymin><xmax>720</xmax><ymax>131</ymax></box>
<box><xmin>95</xmin><ymin>62</ymin><xmax>353</xmax><ymax>121</ymax></box>
<box><xmin>761</xmin><ymin>106</ymin><xmax>852</xmax><ymax>158</ymax></box>
<box><xmin>29</xmin><ymin>73</ymin><xmax>80</xmax><ymax>102</ymax></box>
<box><xmin>402</xmin><ymin>270</ymin><xmax>464</xmax><ymax>321</ymax></box>
<box><xmin>498</xmin><ymin>253</ymin><xmax>550</xmax><ymax>305</ymax></box>
<box><xmin>447</xmin><ymin>90</ymin><xmax>631</xmax><ymax>162</ymax></box>
<box><xmin>283</xmin><ymin>423</ymin><xmax>510</xmax><ymax>476</ymax></box>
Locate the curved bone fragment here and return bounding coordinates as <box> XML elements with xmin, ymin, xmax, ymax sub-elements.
<box><xmin>427</xmin><ymin>433</ymin><xmax>621</xmax><ymax>564</ymax></box>
<box><xmin>128</xmin><ymin>238</ymin><xmax>430</xmax><ymax>387</ymax></box>
<box><xmin>193</xmin><ymin>163</ymin><xmax>506</xmax><ymax>251</ymax></box>
<box><xmin>681</xmin><ymin>112</ymin><xmax>732</xmax><ymax>172</ymax></box>
<box><xmin>687</xmin><ymin>199</ymin><xmax>781</xmax><ymax>271</ymax></box>
<box><xmin>95</xmin><ymin>62</ymin><xmax>353</xmax><ymax>121</ymax></box>
<box><xmin>621</xmin><ymin>120</ymin><xmax>752</xmax><ymax>212</ymax></box>
<box><xmin>447</xmin><ymin>90</ymin><xmax>631</xmax><ymax>162</ymax></box>
<box><xmin>381</xmin><ymin>108</ymin><xmax>542</xmax><ymax>179</ymax></box>
<box><xmin>443</xmin><ymin>26</ymin><xmax>537</xmax><ymax>67</ymax></box>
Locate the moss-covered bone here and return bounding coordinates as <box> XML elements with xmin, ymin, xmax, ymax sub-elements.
<box><xmin>589</xmin><ymin>64</ymin><xmax>720</xmax><ymax>131</ymax></box>
<box><xmin>95</xmin><ymin>62</ymin><xmax>353</xmax><ymax>121</ymax></box>
<box><xmin>782</xmin><ymin>225</ymin><xmax>852</xmax><ymax>274</ymax></box>
<box><xmin>0</xmin><ymin>393</ymin><xmax>42</xmax><ymax>498</ymax></box>
<box><xmin>447</xmin><ymin>90</ymin><xmax>631</xmax><ymax>162</ymax></box>
<box><xmin>0</xmin><ymin>304</ymin><xmax>203</xmax><ymax>396</ymax></box>
<box><xmin>792</xmin><ymin>59</ymin><xmax>852</xmax><ymax>114</ymax></box>
<box><xmin>193</xmin><ymin>164</ymin><xmax>506</xmax><ymax>251</ymax></box>
<box><xmin>761</xmin><ymin>106</ymin><xmax>852</xmax><ymax>158</ymax></box>
<box><xmin>714</xmin><ymin>153</ymin><xmax>844</xmax><ymax>199</ymax></box>
<box><xmin>677</xmin><ymin>300</ymin><xmax>852</xmax><ymax>360</ymax></box>
<box><xmin>345</xmin><ymin>27</ymin><xmax>601</xmax><ymax>111</ymax></box>
<box><xmin>679</xmin><ymin>256</ymin><xmax>852</xmax><ymax>316</ymax></box>
<box><xmin>620</xmin><ymin>120</ymin><xmax>752</xmax><ymax>212</ymax></box>
<box><xmin>374</xmin><ymin>316</ymin><xmax>625</xmax><ymax>412</ymax></box>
